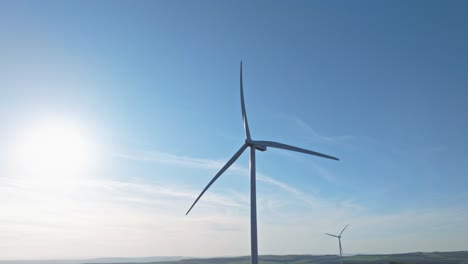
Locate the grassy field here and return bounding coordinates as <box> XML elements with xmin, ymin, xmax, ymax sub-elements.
<box><xmin>89</xmin><ymin>251</ymin><xmax>468</xmax><ymax>264</ymax></box>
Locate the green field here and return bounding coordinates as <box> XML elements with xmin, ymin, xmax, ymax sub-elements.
<box><xmin>90</xmin><ymin>251</ymin><xmax>468</xmax><ymax>264</ymax></box>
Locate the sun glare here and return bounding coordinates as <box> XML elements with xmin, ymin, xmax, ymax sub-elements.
<box><xmin>15</xmin><ymin>120</ymin><xmax>96</xmax><ymax>181</ymax></box>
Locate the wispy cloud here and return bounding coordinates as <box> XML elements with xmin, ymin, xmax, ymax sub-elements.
<box><xmin>115</xmin><ymin>151</ymin><xmax>225</xmax><ymax>171</ymax></box>
<box><xmin>114</xmin><ymin>149</ymin><xmax>331</xmax><ymax>210</ymax></box>
<box><xmin>2</xmin><ymin>148</ymin><xmax>465</xmax><ymax>258</ymax></box>
<box><xmin>112</xmin><ymin>149</ymin><xmax>468</xmax><ymax>252</ymax></box>
<box><xmin>2</xmin><ymin>158</ymin><xmax>467</xmax><ymax>258</ymax></box>
<box><xmin>0</xmin><ymin>174</ymin><xmax>253</xmax><ymax>257</ymax></box>
<box><xmin>281</xmin><ymin>114</ymin><xmax>353</xmax><ymax>143</ymax></box>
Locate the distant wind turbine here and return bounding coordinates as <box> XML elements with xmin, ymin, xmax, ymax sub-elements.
<box><xmin>186</xmin><ymin>62</ymin><xmax>339</xmax><ymax>264</ymax></box>
<box><xmin>325</xmin><ymin>224</ymin><xmax>349</xmax><ymax>264</ymax></box>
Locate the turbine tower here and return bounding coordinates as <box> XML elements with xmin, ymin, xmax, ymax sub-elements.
<box><xmin>325</xmin><ymin>224</ymin><xmax>349</xmax><ymax>264</ymax></box>
<box><xmin>186</xmin><ymin>62</ymin><xmax>339</xmax><ymax>264</ymax></box>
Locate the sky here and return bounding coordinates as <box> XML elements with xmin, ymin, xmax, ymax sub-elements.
<box><xmin>1</xmin><ymin>0</ymin><xmax>468</xmax><ymax>260</ymax></box>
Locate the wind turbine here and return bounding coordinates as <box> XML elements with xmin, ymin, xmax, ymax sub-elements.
<box><xmin>186</xmin><ymin>62</ymin><xmax>339</xmax><ymax>264</ymax></box>
<box><xmin>325</xmin><ymin>224</ymin><xmax>349</xmax><ymax>264</ymax></box>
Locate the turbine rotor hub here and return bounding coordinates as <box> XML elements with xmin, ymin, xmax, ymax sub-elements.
<box><xmin>245</xmin><ymin>139</ymin><xmax>267</xmax><ymax>151</ymax></box>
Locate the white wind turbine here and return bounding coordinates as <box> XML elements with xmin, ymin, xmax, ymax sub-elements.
<box><xmin>325</xmin><ymin>224</ymin><xmax>349</xmax><ymax>264</ymax></box>
<box><xmin>186</xmin><ymin>62</ymin><xmax>339</xmax><ymax>264</ymax></box>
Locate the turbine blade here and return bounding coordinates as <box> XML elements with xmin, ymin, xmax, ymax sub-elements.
<box><xmin>186</xmin><ymin>144</ymin><xmax>248</xmax><ymax>215</ymax></box>
<box><xmin>325</xmin><ymin>233</ymin><xmax>339</xmax><ymax>238</ymax></box>
<box><xmin>253</xmin><ymin>140</ymin><xmax>339</xmax><ymax>160</ymax></box>
<box><xmin>240</xmin><ymin>61</ymin><xmax>251</xmax><ymax>140</ymax></box>
<box><xmin>340</xmin><ymin>224</ymin><xmax>349</xmax><ymax>236</ymax></box>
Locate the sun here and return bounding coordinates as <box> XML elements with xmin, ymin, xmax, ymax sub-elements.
<box><xmin>15</xmin><ymin>120</ymin><xmax>96</xmax><ymax>180</ymax></box>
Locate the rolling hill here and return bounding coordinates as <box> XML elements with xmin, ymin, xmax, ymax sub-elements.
<box><xmin>89</xmin><ymin>252</ymin><xmax>468</xmax><ymax>264</ymax></box>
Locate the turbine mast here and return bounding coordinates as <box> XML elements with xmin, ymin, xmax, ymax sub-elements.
<box><xmin>250</xmin><ymin>146</ymin><xmax>258</xmax><ymax>264</ymax></box>
<box><xmin>339</xmin><ymin>237</ymin><xmax>343</xmax><ymax>264</ymax></box>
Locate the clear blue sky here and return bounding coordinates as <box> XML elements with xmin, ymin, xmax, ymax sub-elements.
<box><xmin>1</xmin><ymin>0</ymin><xmax>467</xmax><ymax>259</ymax></box>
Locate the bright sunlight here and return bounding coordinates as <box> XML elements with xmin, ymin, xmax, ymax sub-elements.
<box><xmin>14</xmin><ymin>119</ymin><xmax>96</xmax><ymax>180</ymax></box>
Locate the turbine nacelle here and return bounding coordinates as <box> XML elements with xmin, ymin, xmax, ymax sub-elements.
<box><xmin>254</xmin><ymin>144</ymin><xmax>267</xmax><ymax>151</ymax></box>
<box><xmin>246</xmin><ymin>139</ymin><xmax>267</xmax><ymax>151</ymax></box>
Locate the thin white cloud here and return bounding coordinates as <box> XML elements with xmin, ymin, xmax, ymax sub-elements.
<box><xmin>114</xmin><ymin>149</ymin><xmax>331</xmax><ymax>210</ymax></box>
<box><xmin>2</xmin><ymin>165</ymin><xmax>468</xmax><ymax>258</ymax></box>
<box><xmin>281</xmin><ymin>114</ymin><xmax>353</xmax><ymax>143</ymax></box>
<box><xmin>114</xmin><ymin>151</ymin><xmax>225</xmax><ymax>170</ymax></box>
<box><xmin>2</xmin><ymin>149</ymin><xmax>467</xmax><ymax>258</ymax></box>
